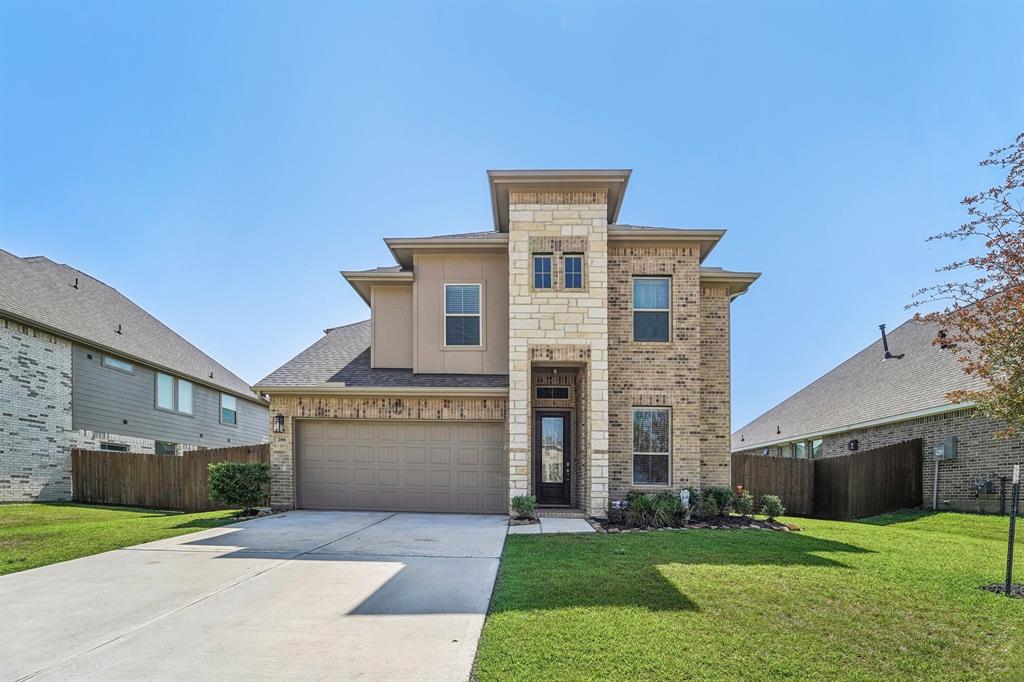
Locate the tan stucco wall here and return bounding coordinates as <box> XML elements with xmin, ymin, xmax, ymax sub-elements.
<box><xmin>412</xmin><ymin>253</ymin><xmax>508</xmax><ymax>375</ymax></box>
<box><xmin>371</xmin><ymin>284</ymin><xmax>413</xmax><ymax>369</ymax></box>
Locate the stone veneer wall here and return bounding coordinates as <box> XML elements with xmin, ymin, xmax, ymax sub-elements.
<box><xmin>267</xmin><ymin>393</ymin><xmax>508</xmax><ymax>509</ymax></box>
<box><xmin>507</xmin><ymin>191</ymin><xmax>610</xmax><ymax>517</ymax></box>
<box><xmin>1</xmin><ymin>317</ymin><xmax>73</xmax><ymax>502</ymax></box>
<box><xmin>735</xmin><ymin>408</ymin><xmax>1023</xmax><ymax>514</ymax></box>
<box><xmin>608</xmin><ymin>246</ymin><xmax>712</xmax><ymax>500</ymax></box>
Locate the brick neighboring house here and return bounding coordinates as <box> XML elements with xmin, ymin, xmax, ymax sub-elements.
<box><xmin>0</xmin><ymin>250</ymin><xmax>269</xmax><ymax>502</ymax></box>
<box><xmin>732</xmin><ymin>318</ymin><xmax>1023</xmax><ymax>513</ymax></box>
<box><xmin>255</xmin><ymin>169</ymin><xmax>759</xmax><ymax>517</ymax></box>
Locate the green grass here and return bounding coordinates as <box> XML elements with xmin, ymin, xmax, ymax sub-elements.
<box><xmin>0</xmin><ymin>503</ymin><xmax>239</xmax><ymax>575</ymax></box>
<box><xmin>475</xmin><ymin>511</ymin><xmax>1024</xmax><ymax>681</ymax></box>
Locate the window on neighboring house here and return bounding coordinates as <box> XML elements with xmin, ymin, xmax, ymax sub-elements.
<box><xmin>444</xmin><ymin>283</ymin><xmax>482</xmax><ymax>346</ymax></box>
<box><xmin>793</xmin><ymin>441</ymin><xmax>807</xmax><ymax>459</ymax></box>
<box><xmin>533</xmin><ymin>254</ymin><xmax>552</xmax><ymax>289</ymax></box>
<box><xmin>102</xmin><ymin>355</ymin><xmax>134</xmax><ymax>373</ymax></box>
<box><xmin>221</xmin><ymin>394</ymin><xmax>238</xmax><ymax>425</ymax></box>
<box><xmin>155</xmin><ymin>441</ymin><xmax>177</xmax><ymax>455</ymax></box>
<box><xmin>632</xmin><ymin>407</ymin><xmax>670</xmax><ymax>485</ymax></box>
<box><xmin>564</xmin><ymin>254</ymin><xmax>583</xmax><ymax>289</ymax></box>
<box><xmin>633</xmin><ymin>277</ymin><xmax>671</xmax><ymax>342</ymax></box>
<box><xmin>100</xmin><ymin>442</ymin><xmax>129</xmax><ymax>452</ymax></box>
<box><xmin>811</xmin><ymin>439</ymin><xmax>823</xmax><ymax>459</ymax></box>
<box><xmin>156</xmin><ymin>373</ymin><xmax>193</xmax><ymax>415</ymax></box>
<box><xmin>536</xmin><ymin>386</ymin><xmax>570</xmax><ymax>400</ymax></box>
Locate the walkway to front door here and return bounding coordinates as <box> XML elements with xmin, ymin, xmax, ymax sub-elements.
<box><xmin>534</xmin><ymin>411</ymin><xmax>571</xmax><ymax>506</ymax></box>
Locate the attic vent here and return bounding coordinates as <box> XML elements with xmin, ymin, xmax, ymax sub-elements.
<box><xmin>939</xmin><ymin>330</ymin><xmax>957</xmax><ymax>350</ymax></box>
<box><xmin>878</xmin><ymin>324</ymin><xmax>904</xmax><ymax>360</ymax></box>
<box><xmin>71</xmin><ymin>277</ymin><xmax>79</xmax><ymax>289</ymax></box>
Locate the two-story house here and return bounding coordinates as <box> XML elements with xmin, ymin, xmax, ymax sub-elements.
<box><xmin>255</xmin><ymin>170</ymin><xmax>758</xmax><ymax>517</ymax></box>
<box><xmin>0</xmin><ymin>250</ymin><xmax>269</xmax><ymax>502</ymax></box>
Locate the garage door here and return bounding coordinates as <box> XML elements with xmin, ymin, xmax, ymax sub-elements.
<box><xmin>297</xmin><ymin>420</ymin><xmax>506</xmax><ymax>513</ymax></box>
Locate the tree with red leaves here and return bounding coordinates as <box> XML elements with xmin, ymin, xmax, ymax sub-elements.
<box><xmin>910</xmin><ymin>133</ymin><xmax>1024</xmax><ymax>438</ymax></box>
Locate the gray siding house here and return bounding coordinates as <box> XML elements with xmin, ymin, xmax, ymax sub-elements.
<box><xmin>1</xmin><ymin>250</ymin><xmax>268</xmax><ymax>502</ymax></box>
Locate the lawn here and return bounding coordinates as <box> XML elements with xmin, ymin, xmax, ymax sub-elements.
<box><xmin>475</xmin><ymin>511</ymin><xmax>1024</xmax><ymax>681</ymax></box>
<box><xmin>0</xmin><ymin>503</ymin><xmax>238</xmax><ymax>575</ymax></box>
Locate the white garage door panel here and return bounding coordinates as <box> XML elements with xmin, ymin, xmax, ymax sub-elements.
<box><xmin>297</xmin><ymin>420</ymin><xmax>506</xmax><ymax>513</ymax></box>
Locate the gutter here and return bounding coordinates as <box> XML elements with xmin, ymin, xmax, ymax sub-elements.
<box><xmin>254</xmin><ymin>384</ymin><xmax>509</xmax><ymax>398</ymax></box>
<box><xmin>731</xmin><ymin>401</ymin><xmax>976</xmax><ymax>453</ymax></box>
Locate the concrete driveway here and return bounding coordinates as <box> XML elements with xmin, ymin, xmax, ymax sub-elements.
<box><xmin>0</xmin><ymin>511</ymin><xmax>507</xmax><ymax>682</ymax></box>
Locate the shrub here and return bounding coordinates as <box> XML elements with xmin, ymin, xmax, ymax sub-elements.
<box><xmin>695</xmin><ymin>495</ymin><xmax>719</xmax><ymax>520</ymax></box>
<box><xmin>732</xmin><ymin>490</ymin><xmax>755</xmax><ymax>517</ymax></box>
<box><xmin>761</xmin><ymin>494</ymin><xmax>786</xmax><ymax>520</ymax></box>
<box><xmin>511</xmin><ymin>495</ymin><xmax>536</xmax><ymax>519</ymax></box>
<box><xmin>626</xmin><ymin>492</ymin><xmax>672</xmax><ymax>528</ymax></box>
<box><xmin>705</xmin><ymin>486</ymin><xmax>733</xmax><ymax>515</ymax></box>
<box><xmin>654</xmin><ymin>490</ymin><xmax>689</xmax><ymax>526</ymax></box>
<box><xmin>208</xmin><ymin>462</ymin><xmax>270</xmax><ymax>514</ymax></box>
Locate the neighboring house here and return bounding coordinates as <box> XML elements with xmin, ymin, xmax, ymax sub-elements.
<box><xmin>256</xmin><ymin>169</ymin><xmax>758</xmax><ymax>517</ymax></box>
<box><xmin>0</xmin><ymin>250</ymin><xmax>269</xmax><ymax>502</ymax></box>
<box><xmin>732</xmin><ymin>318</ymin><xmax>1023</xmax><ymax>513</ymax></box>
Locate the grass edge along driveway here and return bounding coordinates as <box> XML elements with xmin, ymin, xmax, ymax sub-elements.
<box><xmin>0</xmin><ymin>502</ymin><xmax>238</xmax><ymax>575</ymax></box>
<box><xmin>474</xmin><ymin>511</ymin><xmax>1024</xmax><ymax>682</ymax></box>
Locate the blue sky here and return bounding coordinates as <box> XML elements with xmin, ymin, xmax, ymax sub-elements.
<box><xmin>2</xmin><ymin>1</ymin><xmax>1021</xmax><ymax>430</ymax></box>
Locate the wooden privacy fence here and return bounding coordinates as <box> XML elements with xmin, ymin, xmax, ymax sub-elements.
<box><xmin>71</xmin><ymin>443</ymin><xmax>270</xmax><ymax>512</ymax></box>
<box><xmin>732</xmin><ymin>439</ymin><xmax>922</xmax><ymax>520</ymax></box>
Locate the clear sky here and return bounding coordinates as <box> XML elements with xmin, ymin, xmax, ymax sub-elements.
<box><xmin>2</xmin><ymin>1</ymin><xmax>1021</xmax><ymax>431</ymax></box>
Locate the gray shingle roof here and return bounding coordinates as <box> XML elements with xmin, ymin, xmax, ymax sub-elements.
<box><xmin>255</xmin><ymin>319</ymin><xmax>508</xmax><ymax>390</ymax></box>
<box><xmin>731</xmin><ymin>318</ymin><xmax>987</xmax><ymax>450</ymax></box>
<box><xmin>0</xmin><ymin>250</ymin><xmax>261</xmax><ymax>401</ymax></box>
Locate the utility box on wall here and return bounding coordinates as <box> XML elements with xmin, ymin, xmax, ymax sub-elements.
<box><xmin>933</xmin><ymin>435</ymin><xmax>958</xmax><ymax>461</ymax></box>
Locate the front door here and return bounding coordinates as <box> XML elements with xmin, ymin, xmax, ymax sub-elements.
<box><xmin>534</xmin><ymin>411</ymin><xmax>570</xmax><ymax>505</ymax></box>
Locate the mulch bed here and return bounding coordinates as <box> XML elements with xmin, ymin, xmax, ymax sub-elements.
<box><xmin>979</xmin><ymin>583</ymin><xmax>1024</xmax><ymax>599</ymax></box>
<box><xmin>597</xmin><ymin>516</ymin><xmax>801</xmax><ymax>533</ymax></box>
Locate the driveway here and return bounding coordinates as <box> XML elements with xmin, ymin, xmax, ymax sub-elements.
<box><xmin>0</xmin><ymin>511</ymin><xmax>507</xmax><ymax>682</ymax></box>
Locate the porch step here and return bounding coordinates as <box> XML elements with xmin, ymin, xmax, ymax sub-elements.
<box><xmin>536</xmin><ymin>508</ymin><xmax>587</xmax><ymax>519</ymax></box>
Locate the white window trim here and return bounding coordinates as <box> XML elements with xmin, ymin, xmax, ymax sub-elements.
<box><xmin>102</xmin><ymin>355</ymin><xmax>134</xmax><ymax>373</ymax></box>
<box><xmin>632</xmin><ymin>276</ymin><xmax>672</xmax><ymax>343</ymax></box>
<box><xmin>630</xmin><ymin>406</ymin><xmax>672</xmax><ymax>486</ymax></box>
<box><xmin>564</xmin><ymin>254</ymin><xmax>584</xmax><ymax>289</ymax></box>
<box><xmin>155</xmin><ymin>372</ymin><xmax>194</xmax><ymax>416</ymax></box>
<box><xmin>443</xmin><ymin>282</ymin><xmax>483</xmax><ymax>348</ymax></box>
<box><xmin>220</xmin><ymin>393</ymin><xmax>238</xmax><ymax>426</ymax></box>
<box><xmin>533</xmin><ymin>254</ymin><xmax>553</xmax><ymax>289</ymax></box>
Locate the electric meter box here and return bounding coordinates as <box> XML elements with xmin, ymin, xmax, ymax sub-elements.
<box><xmin>933</xmin><ymin>435</ymin><xmax>958</xmax><ymax>461</ymax></box>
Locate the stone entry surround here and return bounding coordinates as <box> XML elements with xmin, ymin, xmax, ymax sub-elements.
<box><xmin>506</xmin><ymin>190</ymin><xmax>610</xmax><ymax>518</ymax></box>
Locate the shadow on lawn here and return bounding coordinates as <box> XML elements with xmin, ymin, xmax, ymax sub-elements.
<box><xmin>494</xmin><ymin>531</ymin><xmax>873</xmax><ymax>613</ymax></box>
<box><xmin>853</xmin><ymin>509</ymin><xmax>939</xmax><ymax>526</ymax></box>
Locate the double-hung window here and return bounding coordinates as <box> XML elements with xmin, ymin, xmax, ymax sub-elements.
<box><xmin>533</xmin><ymin>255</ymin><xmax>552</xmax><ymax>289</ymax></box>
<box><xmin>156</xmin><ymin>372</ymin><xmax>194</xmax><ymax>415</ymax></box>
<box><xmin>632</xmin><ymin>407</ymin><xmax>670</xmax><ymax>485</ymax></box>
<box><xmin>444</xmin><ymin>284</ymin><xmax>481</xmax><ymax>346</ymax></box>
<box><xmin>564</xmin><ymin>254</ymin><xmax>583</xmax><ymax>289</ymax></box>
<box><xmin>633</xmin><ymin>277</ymin><xmax>670</xmax><ymax>342</ymax></box>
<box><xmin>220</xmin><ymin>394</ymin><xmax>237</xmax><ymax>425</ymax></box>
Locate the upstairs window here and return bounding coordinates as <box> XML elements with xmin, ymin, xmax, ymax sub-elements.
<box><xmin>632</xmin><ymin>407</ymin><xmax>670</xmax><ymax>485</ymax></box>
<box><xmin>220</xmin><ymin>394</ymin><xmax>238</xmax><ymax>425</ymax></box>
<box><xmin>564</xmin><ymin>254</ymin><xmax>583</xmax><ymax>289</ymax></box>
<box><xmin>633</xmin><ymin>277</ymin><xmax>670</xmax><ymax>342</ymax></box>
<box><xmin>444</xmin><ymin>283</ymin><xmax>481</xmax><ymax>346</ymax></box>
<box><xmin>156</xmin><ymin>373</ymin><xmax>193</xmax><ymax>415</ymax></box>
<box><xmin>102</xmin><ymin>355</ymin><xmax>134</xmax><ymax>373</ymax></box>
<box><xmin>533</xmin><ymin>255</ymin><xmax>552</xmax><ymax>289</ymax></box>
<box><xmin>536</xmin><ymin>386</ymin><xmax>570</xmax><ymax>400</ymax></box>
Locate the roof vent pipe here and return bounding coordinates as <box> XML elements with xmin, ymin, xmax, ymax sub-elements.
<box><xmin>879</xmin><ymin>324</ymin><xmax>904</xmax><ymax>360</ymax></box>
<box><xmin>71</xmin><ymin>277</ymin><xmax>79</xmax><ymax>289</ymax></box>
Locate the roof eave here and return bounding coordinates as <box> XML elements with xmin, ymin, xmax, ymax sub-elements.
<box><xmin>340</xmin><ymin>270</ymin><xmax>414</xmax><ymax>304</ymax></box>
<box><xmin>255</xmin><ymin>384</ymin><xmax>509</xmax><ymax>398</ymax></box>
<box><xmin>383</xmin><ymin>236</ymin><xmax>509</xmax><ymax>269</ymax></box>
<box><xmin>608</xmin><ymin>227</ymin><xmax>726</xmax><ymax>263</ymax></box>
<box><xmin>488</xmin><ymin>169</ymin><xmax>632</xmax><ymax>232</ymax></box>
<box><xmin>699</xmin><ymin>269</ymin><xmax>761</xmax><ymax>297</ymax></box>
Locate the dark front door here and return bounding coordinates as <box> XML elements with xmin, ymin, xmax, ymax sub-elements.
<box><xmin>534</xmin><ymin>411</ymin><xmax>570</xmax><ymax>505</ymax></box>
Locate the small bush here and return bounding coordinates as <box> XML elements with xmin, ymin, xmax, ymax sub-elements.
<box><xmin>705</xmin><ymin>486</ymin><xmax>733</xmax><ymax>515</ymax></box>
<box><xmin>695</xmin><ymin>495</ymin><xmax>719</xmax><ymax>519</ymax></box>
<box><xmin>208</xmin><ymin>462</ymin><xmax>270</xmax><ymax>514</ymax></box>
<box><xmin>654</xmin><ymin>491</ymin><xmax>689</xmax><ymax>526</ymax></box>
<box><xmin>511</xmin><ymin>495</ymin><xmax>536</xmax><ymax>519</ymax></box>
<box><xmin>732</xmin><ymin>490</ymin><xmax>755</xmax><ymax>517</ymax></box>
<box><xmin>761</xmin><ymin>494</ymin><xmax>786</xmax><ymax>520</ymax></box>
<box><xmin>627</xmin><ymin>492</ymin><xmax>672</xmax><ymax>528</ymax></box>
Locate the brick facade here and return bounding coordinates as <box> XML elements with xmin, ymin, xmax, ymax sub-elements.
<box><xmin>735</xmin><ymin>408</ymin><xmax>1023</xmax><ymax>513</ymax></box>
<box><xmin>507</xmin><ymin>191</ymin><xmax>610</xmax><ymax>517</ymax></box>
<box><xmin>267</xmin><ymin>393</ymin><xmax>508</xmax><ymax>509</ymax></box>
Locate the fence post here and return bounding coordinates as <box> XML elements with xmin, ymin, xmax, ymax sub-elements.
<box><xmin>1007</xmin><ymin>465</ymin><xmax>1020</xmax><ymax>597</ymax></box>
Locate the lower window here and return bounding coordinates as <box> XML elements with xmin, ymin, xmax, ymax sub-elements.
<box><xmin>632</xmin><ymin>407</ymin><xmax>670</xmax><ymax>485</ymax></box>
<box><xmin>155</xmin><ymin>441</ymin><xmax>177</xmax><ymax>455</ymax></box>
<box><xmin>99</xmin><ymin>442</ymin><xmax>129</xmax><ymax>452</ymax></box>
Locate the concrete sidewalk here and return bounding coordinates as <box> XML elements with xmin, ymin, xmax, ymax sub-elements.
<box><xmin>0</xmin><ymin>511</ymin><xmax>507</xmax><ymax>682</ymax></box>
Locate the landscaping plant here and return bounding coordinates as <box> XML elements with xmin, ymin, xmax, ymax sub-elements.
<box><xmin>511</xmin><ymin>495</ymin><xmax>536</xmax><ymax>519</ymax></box>
<box><xmin>654</xmin><ymin>490</ymin><xmax>688</xmax><ymax>526</ymax></box>
<box><xmin>695</xmin><ymin>495</ymin><xmax>719</xmax><ymax>520</ymax></box>
<box><xmin>732</xmin><ymin>489</ymin><xmax>755</xmax><ymax>518</ymax></box>
<box><xmin>704</xmin><ymin>486</ymin><xmax>734</xmax><ymax>515</ymax></box>
<box><xmin>207</xmin><ymin>461</ymin><xmax>270</xmax><ymax>515</ymax></box>
<box><xmin>626</xmin><ymin>492</ymin><xmax>672</xmax><ymax>528</ymax></box>
<box><xmin>760</xmin><ymin>494</ymin><xmax>785</xmax><ymax>521</ymax></box>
